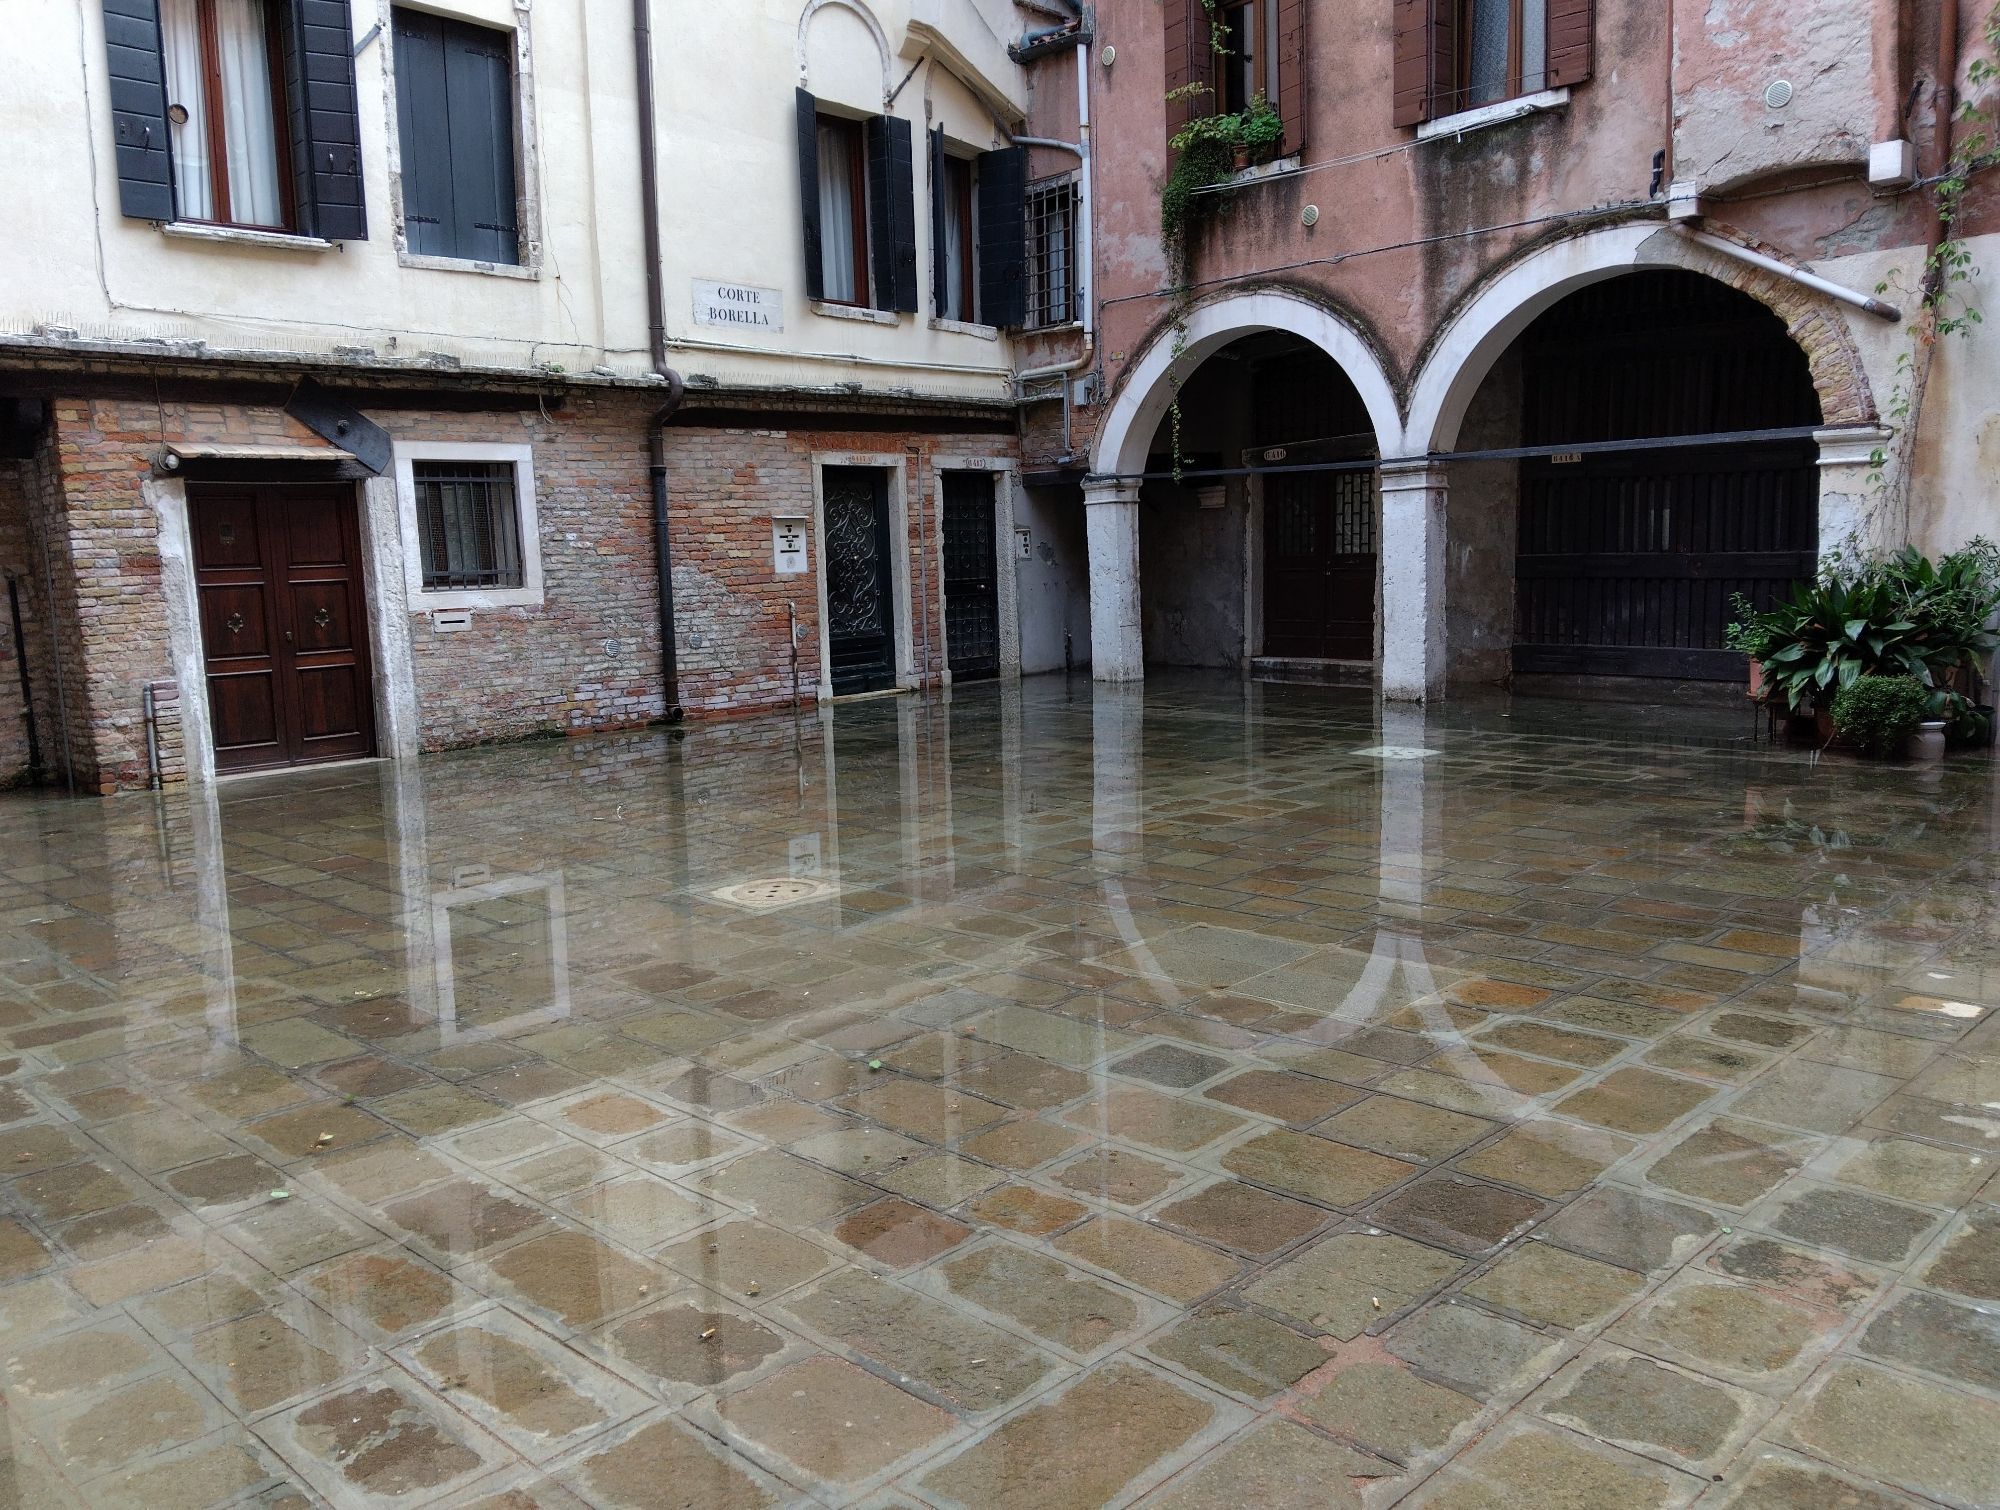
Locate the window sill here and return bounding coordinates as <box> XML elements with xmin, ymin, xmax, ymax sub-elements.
<box><xmin>398</xmin><ymin>250</ymin><xmax>539</xmax><ymax>281</ymax></box>
<box><xmin>413</xmin><ymin>588</ymin><xmax>543</xmax><ymax>613</ymax></box>
<box><xmin>928</xmin><ymin>316</ymin><xmax>1000</xmax><ymax>341</ymax></box>
<box><xmin>1417</xmin><ymin>88</ymin><xmax>1571</xmax><ymax>142</ymax></box>
<box><xmin>811</xmin><ymin>301</ymin><xmax>898</xmax><ymax>326</ymax></box>
<box><xmin>1223</xmin><ymin>153</ymin><xmax>1301</xmax><ymax>186</ymax></box>
<box><xmin>159</xmin><ymin>222</ymin><xmax>335</xmax><ymax>253</ymax></box>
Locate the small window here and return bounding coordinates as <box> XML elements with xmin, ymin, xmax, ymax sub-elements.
<box><xmin>937</xmin><ymin>155</ymin><xmax>976</xmax><ymax>322</ymax></box>
<box><xmin>160</xmin><ymin>0</ymin><xmax>293</xmax><ymax>229</ymax></box>
<box><xmin>816</xmin><ymin>115</ymin><xmax>870</xmax><ymax>305</ymax></box>
<box><xmin>413</xmin><ymin>462</ymin><xmax>523</xmax><ymax>590</ymax></box>
<box><xmin>1215</xmin><ymin>0</ymin><xmax>1281</xmax><ymax>117</ymax></box>
<box><xmin>393</xmin><ymin>9</ymin><xmax>521</xmax><ymax>265</ymax></box>
<box><xmin>1024</xmin><ymin>178</ymin><xmax>1078</xmax><ymax>330</ymax></box>
<box><xmin>1454</xmin><ymin>0</ymin><xmax>1548</xmax><ymax>110</ymax></box>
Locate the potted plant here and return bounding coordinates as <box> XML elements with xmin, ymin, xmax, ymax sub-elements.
<box><xmin>1831</xmin><ymin>675</ymin><xmax>1931</xmax><ymax>758</ymax></box>
<box><xmin>1725</xmin><ymin>594</ymin><xmax>1774</xmax><ymax>701</ymax></box>
<box><xmin>1240</xmin><ymin>94</ymin><xmax>1285</xmax><ymax>166</ymax></box>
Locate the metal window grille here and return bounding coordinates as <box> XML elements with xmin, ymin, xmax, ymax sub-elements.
<box><xmin>413</xmin><ymin>461</ymin><xmax>524</xmax><ymax>589</ymax></box>
<box><xmin>1024</xmin><ymin>177</ymin><xmax>1078</xmax><ymax>330</ymax></box>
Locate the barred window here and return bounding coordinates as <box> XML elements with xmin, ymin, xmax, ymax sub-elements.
<box><xmin>1024</xmin><ymin>177</ymin><xmax>1078</xmax><ymax>330</ymax></box>
<box><xmin>413</xmin><ymin>461</ymin><xmax>524</xmax><ymax>590</ymax></box>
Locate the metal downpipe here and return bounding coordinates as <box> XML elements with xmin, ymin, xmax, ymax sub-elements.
<box><xmin>634</xmin><ymin>0</ymin><xmax>687</xmax><ymax>721</ymax></box>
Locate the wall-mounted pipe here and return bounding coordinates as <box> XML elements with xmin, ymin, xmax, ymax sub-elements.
<box><xmin>1675</xmin><ymin>227</ymin><xmax>1904</xmax><ymax>321</ymax></box>
<box><xmin>634</xmin><ymin>0</ymin><xmax>688</xmax><ymax>721</ymax></box>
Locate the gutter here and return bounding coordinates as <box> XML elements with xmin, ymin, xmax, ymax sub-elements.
<box><xmin>634</xmin><ymin>0</ymin><xmax>687</xmax><ymax>721</ymax></box>
<box><xmin>1674</xmin><ymin>227</ymin><xmax>1903</xmax><ymax>322</ymax></box>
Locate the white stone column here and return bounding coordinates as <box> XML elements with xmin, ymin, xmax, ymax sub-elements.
<box><xmin>1379</xmin><ymin>461</ymin><xmax>1449</xmax><ymax>702</ymax></box>
<box><xmin>1084</xmin><ymin>478</ymin><xmax>1144</xmax><ymax>682</ymax></box>
<box><xmin>1816</xmin><ymin>425</ymin><xmax>1897</xmax><ymax>559</ymax></box>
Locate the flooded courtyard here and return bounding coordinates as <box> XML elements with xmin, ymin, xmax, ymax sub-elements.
<box><xmin>1</xmin><ymin>675</ymin><xmax>1997</xmax><ymax>1508</ymax></box>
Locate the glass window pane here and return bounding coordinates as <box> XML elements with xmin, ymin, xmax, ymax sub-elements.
<box><xmin>1522</xmin><ymin>0</ymin><xmax>1547</xmax><ymax>91</ymax></box>
<box><xmin>161</xmin><ymin>0</ymin><xmax>214</xmax><ymax>220</ymax></box>
<box><xmin>215</xmin><ymin>0</ymin><xmax>285</xmax><ymax>226</ymax></box>
<box><xmin>817</xmin><ymin>121</ymin><xmax>858</xmax><ymax>303</ymax></box>
<box><xmin>1469</xmin><ymin>0</ymin><xmax>1513</xmax><ymax>107</ymax></box>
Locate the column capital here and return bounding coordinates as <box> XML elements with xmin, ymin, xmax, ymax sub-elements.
<box><xmin>1815</xmin><ymin>425</ymin><xmax>1893</xmax><ymax>470</ymax></box>
<box><xmin>1082</xmin><ymin>476</ymin><xmax>1144</xmax><ymax>507</ymax></box>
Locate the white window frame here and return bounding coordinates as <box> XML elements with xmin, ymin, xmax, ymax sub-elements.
<box><xmin>393</xmin><ymin>440</ymin><xmax>543</xmax><ymax>611</ymax></box>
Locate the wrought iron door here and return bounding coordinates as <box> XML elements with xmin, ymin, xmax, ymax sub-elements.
<box><xmin>1262</xmin><ymin>467</ymin><xmax>1377</xmax><ymax>660</ymax></box>
<box><xmin>822</xmin><ymin>467</ymin><xmax>897</xmax><ymax>695</ymax></box>
<box><xmin>942</xmin><ymin>472</ymin><xmax>999</xmax><ymax>681</ymax></box>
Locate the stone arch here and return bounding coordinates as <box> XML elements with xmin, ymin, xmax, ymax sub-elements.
<box><xmin>1089</xmin><ymin>287</ymin><xmax>1405</xmax><ymax>478</ymax></box>
<box><xmin>1403</xmin><ymin>221</ymin><xmax>1879</xmax><ymax>455</ymax></box>
<box><xmin>795</xmin><ymin>0</ymin><xmax>894</xmax><ymax>100</ymax></box>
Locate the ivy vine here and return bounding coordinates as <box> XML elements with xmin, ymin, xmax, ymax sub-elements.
<box><xmin>1869</xmin><ymin>1</ymin><xmax>2000</xmax><ymax>519</ymax></box>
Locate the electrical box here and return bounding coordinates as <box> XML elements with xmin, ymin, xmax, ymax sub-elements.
<box><xmin>1015</xmin><ymin>527</ymin><xmax>1032</xmax><ymax>560</ymax></box>
<box><xmin>772</xmin><ymin>516</ymin><xmax>809</xmax><ymax>575</ymax></box>
<box><xmin>1869</xmin><ymin>139</ymin><xmax>1917</xmax><ymax>190</ymax></box>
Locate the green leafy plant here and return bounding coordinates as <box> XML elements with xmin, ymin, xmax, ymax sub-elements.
<box><xmin>1240</xmin><ymin>93</ymin><xmax>1285</xmax><ymax>154</ymax></box>
<box><xmin>1831</xmin><ymin>675</ymin><xmax>1931</xmax><ymax>757</ymax></box>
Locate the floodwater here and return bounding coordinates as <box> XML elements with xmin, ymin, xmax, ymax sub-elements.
<box><xmin>1</xmin><ymin>673</ymin><xmax>1996</xmax><ymax>1508</ymax></box>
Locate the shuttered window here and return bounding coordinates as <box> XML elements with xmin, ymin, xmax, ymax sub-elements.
<box><xmin>392</xmin><ymin>9</ymin><xmax>519</xmax><ymax>265</ymax></box>
<box><xmin>796</xmin><ymin>92</ymin><xmax>918</xmax><ymax>315</ymax></box>
<box><xmin>1163</xmin><ymin>0</ymin><xmax>1306</xmax><ymax>154</ymax></box>
<box><xmin>104</xmin><ymin>0</ymin><xmax>367</xmax><ymax>238</ymax></box>
<box><xmin>1394</xmin><ymin>0</ymin><xmax>1592</xmax><ymax>126</ymax></box>
<box><xmin>975</xmin><ymin>146</ymin><xmax>1026</xmax><ymax>330</ymax></box>
<box><xmin>413</xmin><ymin>462</ymin><xmax>523</xmax><ymax>590</ymax></box>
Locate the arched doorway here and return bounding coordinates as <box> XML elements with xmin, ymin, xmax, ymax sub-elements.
<box><xmin>1086</xmin><ymin>290</ymin><xmax>1402</xmax><ymax>681</ymax></box>
<box><xmin>1496</xmin><ymin>269</ymin><xmax>1824</xmax><ymax>684</ymax></box>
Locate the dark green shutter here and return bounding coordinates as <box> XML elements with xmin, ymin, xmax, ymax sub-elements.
<box><xmin>286</xmin><ymin>0</ymin><xmax>367</xmax><ymax>239</ymax></box>
<box><xmin>976</xmin><ymin>147</ymin><xmax>1026</xmax><ymax>329</ymax></box>
<box><xmin>796</xmin><ymin>89</ymin><xmax>824</xmax><ymax>302</ymax></box>
<box><xmin>102</xmin><ymin>0</ymin><xmax>175</xmax><ymax>220</ymax></box>
<box><xmin>929</xmin><ymin>126</ymin><xmax>949</xmax><ymax>316</ymax></box>
<box><xmin>866</xmin><ymin>115</ymin><xmax>918</xmax><ymax>314</ymax></box>
<box><xmin>393</xmin><ymin>10</ymin><xmax>450</xmax><ymax>255</ymax></box>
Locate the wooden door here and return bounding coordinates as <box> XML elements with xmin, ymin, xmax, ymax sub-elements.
<box><xmin>822</xmin><ymin>467</ymin><xmax>898</xmax><ymax>696</ymax></box>
<box><xmin>193</xmin><ymin>485</ymin><xmax>375</xmax><ymax>771</ymax></box>
<box><xmin>1262</xmin><ymin>466</ymin><xmax>1376</xmax><ymax>660</ymax></box>
<box><xmin>942</xmin><ymin>472</ymin><xmax>999</xmax><ymax>682</ymax></box>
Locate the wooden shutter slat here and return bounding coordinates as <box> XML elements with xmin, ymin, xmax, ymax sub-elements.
<box><xmin>796</xmin><ymin>89</ymin><xmax>824</xmax><ymax>302</ymax></box>
<box><xmin>1277</xmin><ymin>0</ymin><xmax>1306</xmax><ymax>154</ymax></box>
<box><xmin>1428</xmin><ymin>0</ymin><xmax>1459</xmax><ymax>119</ymax></box>
<box><xmin>392</xmin><ymin>10</ymin><xmax>450</xmax><ymax>257</ymax></box>
<box><xmin>976</xmin><ymin>146</ymin><xmax>1026</xmax><ymax>329</ymax></box>
<box><xmin>1390</xmin><ymin>0</ymin><xmax>1431</xmax><ymax>127</ymax></box>
<box><xmin>1547</xmin><ymin>0</ymin><xmax>1595</xmax><ymax>88</ymax></box>
<box><xmin>865</xmin><ymin>115</ymin><xmax>918</xmax><ymax>314</ymax></box>
<box><xmin>441</xmin><ymin>24</ymin><xmax>517</xmax><ymax>264</ymax></box>
<box><xmin>102</xmin><ymin>0</ymin><xmax>175</xmax><ymax>219</ymax></box>
<box><xmin>1164</xmin><ymin>0</ymin><xmax>1214</xmax><ymax>139</ymax></box>
<box><xmin>929</xmin><ymin>126</ymin><xmax>949</xmax><ymax>316</ymax></box>
<box><xmin>286</xmin><ymin>0</ymin><xmax>367</xmax><ymax>239</ymax></box>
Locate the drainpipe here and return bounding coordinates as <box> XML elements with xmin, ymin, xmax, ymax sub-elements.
<box><xmin>1013</xmin><ymin>26</ymin><xmax>1098</xmax><ymax>438</ymax></box>
<box><xmin>634</xmin><ymin>0</ymin><xmax>687</xmax><ymax>721</ymax></box>
<box><xmin>1674</xmin><ymin>227</ymin><xmax>1904</xmax><ymax>321</ymax></box>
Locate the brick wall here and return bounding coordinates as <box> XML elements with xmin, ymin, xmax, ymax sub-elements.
<box><xmin>35</xmin><ymin>380</ymin><xmax>1018</xmax><ymax>792</ymax></box>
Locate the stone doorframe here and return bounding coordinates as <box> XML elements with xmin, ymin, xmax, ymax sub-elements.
<box><xmin>809</xmin><ymin>452</ymin><xmax>916</xmax><ymax>701</ymax></box>
<box><xmin>151</xmin><ymin>471</ymin><xmax>422</xmax><ymax>787</ymax></box>
<box><xmin>929</xmin><ymin>455</ymin><xmax>1023</xmax><ymax>685</ymax></box>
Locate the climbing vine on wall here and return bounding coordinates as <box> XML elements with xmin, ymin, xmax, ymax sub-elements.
<box><xmin>1870</xmin><ymin>2</ymin><xmax>2000</xmax><ymax>522</ymax></box>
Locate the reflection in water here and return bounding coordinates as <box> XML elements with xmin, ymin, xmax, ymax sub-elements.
<box><xmin>0</xmin><ymin>673</ymin><xmax>1996</xmax><ymax>1504</ymax></box>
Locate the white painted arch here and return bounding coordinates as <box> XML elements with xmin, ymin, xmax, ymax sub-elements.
<box><xmin>1089</xmin><ymin>289</ymin><xmax>1405</xmax><ymax>477</ymax></box>
<box><xmin>796</xmin><ymin>0</ymin><xmax>895</xmax><ymax>100</ymax></box>
<box><xmin>1405</xmin><ymin>221</ymin><xmax>1689</xmax><ymax>454</ymax></box>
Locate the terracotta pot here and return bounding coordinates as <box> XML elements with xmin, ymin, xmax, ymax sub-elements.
<box><xmin>1232</xmin><ymin>144</ymin><xmax>1251</xmax><ymax>171</ymax></box>
<box><xmin>1746</xmin><ymin>657</ymin><xmax>1765</xmax><ymax>701</ymax></box>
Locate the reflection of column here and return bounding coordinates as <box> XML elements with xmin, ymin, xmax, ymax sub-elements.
<box><xmin>1084</xmin><ymin>478</ymin><xmax>1144</xmax><ymax>682</ymax></box>
<box><xmin>999</xmin><ymin>678</ymin><xmax>1025</xmax><ymax>863</ymax></box>
<box><xmin>1376</xmin><ymin>705</ymin><xmax>1431</xmax><ymax>909</ymax></box>
<box><xmin>1091</xmin><ymin>681</ymin><xmax>1143</xmax><ymax>858</ymax></box>
<box><xmin>1379</xmin><ymin>462</ymin><xmax>1449</xmax><ymax>702</ymax></box>
<box><xmin>187</xmin><ymin>779</ymin><xmax>238</xmax><ymax>1041</ymax></box>
<box><xmin>384</xmin><ymin>759</ymin><xmax>438</xmax><ymax>1021</ymax></box>
<box><xmin>1816</xmin><ymin>426</ymin><xmax>1896</xmax><ymax>558</ymax></box>
<box><xmin>1335</xmin><ymin>705</ymin><xmax>1446</xmax><ymax>1027</ymax></box>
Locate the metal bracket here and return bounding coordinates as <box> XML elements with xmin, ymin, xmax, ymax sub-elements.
<box><xmin>284</xmin><ymin>379</ymin><xmax>392</xmax><ymax>476</ymax></box>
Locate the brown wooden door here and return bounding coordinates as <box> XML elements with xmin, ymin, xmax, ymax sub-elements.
<box><xmin>1262</xmin><ymin>467</ymin><xmax>1376</xmax><ymax>661</ymax></box>
<box><xmin>192</xmin><ymin>485</ymin><xmax>375</xmax><ymax>772</ymax></box>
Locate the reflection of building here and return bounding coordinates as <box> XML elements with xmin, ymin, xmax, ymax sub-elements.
<box><xmin>1</xmin><ymin>1</ymin><xmax>1091</xmax><ymax>792</ymax></box>
<box><xmin>1072</xmin><ymin>2</ymin><xmax>1996</xmax><ymax>702</ymax></box>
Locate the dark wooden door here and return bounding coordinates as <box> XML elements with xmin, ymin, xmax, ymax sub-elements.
<box><xmin>1514</xmin><ymin>443</ymin><xmax>1819</xmax><ymax>680</ymax></box>
<box><xmin>822</xmin><ymin>467</ymin><xmax>897</xmax><ymax>696</ymax></box>
<box><xmin>1263</xmin><ymin>466</ymin><xmax>1376</xmax><ymax>660</ymax></box>
<box><xmin>193</xmin><ymin>485</ymin><xmax>375</xmax><ymax>771</ymax></box>
<box><xmin>942</xmin><ymin>472</ymin><xmax>999</xmax><ymax>682</ymax></box>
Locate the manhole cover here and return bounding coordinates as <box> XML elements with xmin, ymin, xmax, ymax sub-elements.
<box><xmin>710</xmin><ymin>877</ymin><xmax>836</xmax><ymax>910</ymax></box>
